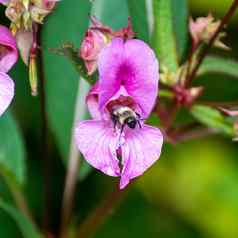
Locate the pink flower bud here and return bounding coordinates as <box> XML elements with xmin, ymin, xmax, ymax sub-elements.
<box><xmin>79</xmin><ymin>18</ymin><xmax>111</xmax><ymax>75</ymax></box>
<box><xmin>80</xmin><ymin>29</ymin><xmax>108</xmax><ymax>75</ymax></box>
<box><xmin>189</xmin><ymin>14</ymin><xmax>228</xmax><ymax>50</ymax></box>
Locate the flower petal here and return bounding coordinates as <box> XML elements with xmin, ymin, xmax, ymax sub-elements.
<box><xmin>0</xmin><ymin>25</ymin><xmax>18</xmax><ymax>72</ymax></box>
<box><xmin>98</xmin><ymin>38</ymin><xmax>123</xmax><ymax>109</ymax></box>
<box><xmin>98</xmin><ymin>38</ymin><xmax>159</xmax><ymax>118</ymax></box>
<box><xmin>124</xmin><ymin>39</ymin><xmax>159</xmax><ymax>117</ymax></box>
<box><xmin>86</xmin><ymin>82</ymin><xmax>101</xmax><ymax>120</ymax></box>
<box><xmin>75</xmin><ymin>120</ymin><xmax>120</xmax><ymax>177</ymax></box>
<box><xmin>120</xmin><ymin>124</ymin><xmax>163</xmax><ymax>189</ymax></box>
<box><xmin>0</xmin><ymin>0</ymin><xmax>10</xmax><ymax>5</ymax></box>
<box><xmin>0</xmin><ymin>72</ymin><xmax>14</xmax><ymax>116</ymax></box>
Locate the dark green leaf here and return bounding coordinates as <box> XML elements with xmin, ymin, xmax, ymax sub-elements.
<box><xmin>42</xmin><ymin>0</ymin><xmax>91</xmax><ymax>160</ymax></box>
<box><xmin>0</xmin><ymin>199</ymin><xmax>42</xmax><ymax>238</ymax></box>
<box><xmin>0</xmin><ymin>113</ymin><xmax>26</xmax><ymax>186</ymax></box>
<box><xmin>127</xmin><ymin>0</ymin><xmax>150</xmax><ymax>42</ymax></box>
<box><xmin>191</xmin><ymin>105</ymin><xmax>235</xmax><ymax>136</ymax></box>
<box><xmin>91</xmin><ymin>0</ymin><xmax>128</xmax><ymax>29</ymax></box>
<box><xmin>198</xmin><ymin>56</ymin><xmax>238</xmax><ymax>78</ymax></box>
<box><xmin>172</xmin><ymin>0</ymin><xmax>188</xmax><ymax>62</ymax></box>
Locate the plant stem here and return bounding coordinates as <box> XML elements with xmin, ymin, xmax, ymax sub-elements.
<box><xmin>76</xmin><ymin>185</ymin><xmax>129</xmax><ymax>238</ymax></box>
<box><xmin>38</xmin><ymin>26</ymin><xmax>51</xmax><ymax>233</ymax></box>
<box><xmin>59</xmin><ymin>79</ymin><xmax>90</xmax><ymax>238</ymax></box>
<box><xmin>186</xmin><ymin>0</ymin><xmax>238</xmax><ymax>86</ymax></box>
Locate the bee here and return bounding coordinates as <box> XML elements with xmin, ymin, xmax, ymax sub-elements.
<box><xmin>111</xmin><ymin>106</ymin><xmax>142</xmax><ymax>132</ymax></box>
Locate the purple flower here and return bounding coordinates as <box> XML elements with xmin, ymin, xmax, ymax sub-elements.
<box><xmin>0</xmin><ymin>25</ymin><xmax>18</xmax><ymax>116</ymax></box>
<box><xmin>75</xmin><ymin>38</ymin><xmax>163</xmax><ymax>189</ymax></box>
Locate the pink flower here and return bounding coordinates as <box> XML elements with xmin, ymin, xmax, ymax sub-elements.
<box><xmin>80</xmin><ymin>17</ymin><xmax>135</xmax><ymax>75</ymax></box>
<box><xmin>75</xmin><ymin>38</ymin><xmax>163</xmax><ymax>189</ymax></box>
<box><xmin>0</xmin><ymin>25</ymin><xmax>18</xmax><ymax>116</ymax></box>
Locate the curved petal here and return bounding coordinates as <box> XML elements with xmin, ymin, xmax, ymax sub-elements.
<box><xmin>98</xmin><ymin>38</ymin><xmax>123</xmax><ymax>109</ymax></box>
<box><xmin>86</xmin><ymin>82</ymin><xmax>101</xmax><ymax>120</ymax></box>
<box><xmin>124</xmin><ymin>39</ymin><xmax>159</xmax><ymax>117</ymax></box>
<box><xmin>0</xmin><ymin>0</ymin><xmax>10</xmax><ymax>5</ymax></box>
<box><xmin>98</xmin><ymin>38</ymin><xmax>159</xmax><ymax>118</ymax></box>
<box><xmin>120</xmin><ymin>124</ymin><xmax>163</xmax><ymax>189</ymax></box>
<box><xmin>0</xmin><ymin>25</ymin><xmax>18</xmax><ymax>72</ymax></box>
<box><xmin>0</xmin><ymin>72</ymin><xmax>14</xmax><ymax>116</ymax></box>
<box><xmin>75</xmin><ymin>120</ymin><xmax>120</xmax><ymax>177</ymax></box>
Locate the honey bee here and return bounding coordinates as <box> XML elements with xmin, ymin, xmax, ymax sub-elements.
<box><xmin>111</xmin><ymin>106</ymin><xmax>142</xmax><ymax>132</ymax></box>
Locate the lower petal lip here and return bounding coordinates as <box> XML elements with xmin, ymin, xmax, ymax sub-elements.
<box><xmin>0</xmin><ymin>72</ymin><xmax>14</xmax><ymax>116</ymax></box>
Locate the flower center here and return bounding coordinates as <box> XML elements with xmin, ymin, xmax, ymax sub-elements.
<box><xmin>117</xmin><ymin>61</ymin><xmax>135</xmax><ymax>85</ymax></box>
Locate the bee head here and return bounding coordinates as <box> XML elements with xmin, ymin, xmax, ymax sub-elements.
<box><xmin>125</xmin><ymin>117</ymin><xmax>137</xmax><ymax>129</ymax></box>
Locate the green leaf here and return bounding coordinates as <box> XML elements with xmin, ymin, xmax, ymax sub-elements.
<box><xmin>0</xmin><ymin>113</ymin><xmax>26</xmax><ymax>186</ymax></box>
<box><xmin>198</xmin><ymin>56</ymin><xmax>238</xmax><ymax>78</ymax></box>
<box><xmin>0</xmin><ymin>199</ymin><xmax>42</xmax><ymax>238</ymax></box>
<box><xmin>152</xmin><ymin>0</ymin><xmax>178</xmax><ymax>72</ymax></box>
<box><xmin>172</xmin><ymin>0</ymin><xmax>188</xmax><ymax>62</ymax></box>
<box><xmin>152</xmin><ymin>0</ymin><xmax>189</xmax><ymax>70</ymax></box>
<box><xmin>191</xmin><ymin>105</ymin><xmax>235</xmax><ymax>136</ymax></box>
<box><xmin>91</xmin><ymin>0</ymin><xmax>128</xmax><ymax>29</ymax></box>
<box><xmin>127</xmin><ymin>0</ymin><xmax>150</xmax><ymax>42</ymax></box>
<box><xmin>42</xmin><ymin>0</ymin><xmax>91</xmax><ymax>161</ymax></box>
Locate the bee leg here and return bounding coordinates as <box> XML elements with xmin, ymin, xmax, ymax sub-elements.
<box><xmin>111</xmin><ymin>114</ymin><xmax>118</xmax><ymax>132</ymax></box>
<box><xmin>138</xmin><ymin>120</ymin><xmax>142</xmax><ymax>129</ymax></box>
<box><xmin>136</xmin><ymin>112</ymin><xmax>141</xmax><ymax>119</ymax></box>
<box><xmin>118</xmin><ymin>124</ymin><xmax>125</xmax><ymax>146</ymax></box>
<box><xmin>113</xmin><ymin>120</ymin><xmax>117</xmax><ymax>131</ymax></box>
<box><xmin>120</xmin><ymin>124</ymin><xmax>125</xmax><ymax>135</ymax></box>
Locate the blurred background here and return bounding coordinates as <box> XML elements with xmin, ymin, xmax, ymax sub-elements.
<box><xmin>1</xmin><ymin>0</ymin><xmax>238</xmax><ymax>237</ymax></box>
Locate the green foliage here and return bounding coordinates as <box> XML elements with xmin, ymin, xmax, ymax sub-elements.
<box><xmin>152</xmin><ymin>0</ymin><xmax>178</xmax><ymax>72</ymax></box>
<box><xmin>42</xmin><ymin>0</ymin><xmax>91</xmax><ymax>160</ymax></box>
<box><xmin>191</xmin><ymin>105</ymin><xmax>235</xmax><ymax>137</ymax></box>
<box><xmin>95</xmin><ymin>189</ymin><xmax>199</xmax><ymax>238</ymax></box>
<box><xmin>152</xmin><ymin>0</ymin><xmax>188</xmax><ymax>71</ymax></box>
<box><xmin>0</xmin><ymin>199</ymin><xmax>42</xmax><ymax>238</ymax></box>
<box><xmin>138</xmin><ymin>139</ymin><xmax>238</xmax><ymax>238</ymax></box>
<box><xmin>0</xmin><ymin>113</ymin><xmax>26</xmax><ymax>186</ymax></box>
<box><xmin>127</xmin><ymin>0</ymin><xmax>150</xmax><ymax>42</ymax></box>
<box><xmin>172</xmin><ymin>0</ymin><xmax>188</xmax><ymax>61</ymax></box>
<box><xmin>198</xmin><ymin>56</ymin><xmax>238</xmax><ymax>78</ymax></box>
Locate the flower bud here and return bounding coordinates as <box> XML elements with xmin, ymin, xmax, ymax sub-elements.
<box><xmin>174</xmin><ymin>85</ymin><xmax>203</xmax><ymax>106</ymax></box>
<box><xmin>189</xmin><ymin>14</ymin><xmax>228</xmax><ymax>50</ymax></box>
<box><xmin>79</xmin><ymin>19</ymin><xmax>111</xmax><ymax>75</ymax></box>
<box><xmin>29</xmin><ymin>55</ymin><xmax>38</xmax><ymax>96</ymax></box>
<box><xmin>16</xmin><ymin>29</ymin><xmax>33</xmax><ymax>65</ymax></box>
